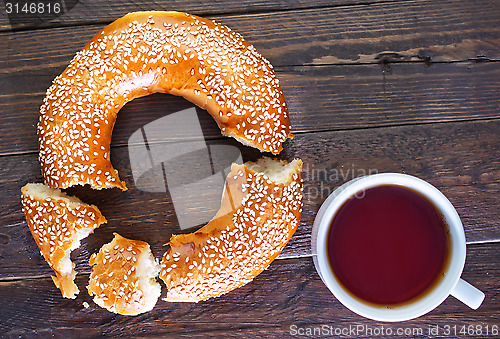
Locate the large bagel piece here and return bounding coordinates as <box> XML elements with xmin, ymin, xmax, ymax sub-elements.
<box><xmin>160</xmin><ymin>157</ymin><xmax>303</xmax><ymax>302</ymax></box>
<box><xmin>39</xmin><ymin>11</ymin><xmax>292</xmax><ymax>191</ymax></box>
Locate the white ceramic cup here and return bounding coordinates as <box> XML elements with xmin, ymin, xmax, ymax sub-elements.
<box><xmin>311</xmin><ymin>173</ymin><xmax>484</xmax><ymax>322</ymax></box>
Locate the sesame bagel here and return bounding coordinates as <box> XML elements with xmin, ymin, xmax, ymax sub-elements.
<box><xmin>21</xmin><ymin>183</ymin><xmax>107</xmax><ymax>299</ymax></box>
<box><xmin>160</xmin><ymin>157</ymin><xmax>303</xmax><ymax>302</ymax></box>
<box><xmin>88</xmin><ymin>233</ymin><xmax>161</xmax><ymax>315</ymax></box>
<box><xmin>38</xmin><ymin>11</ymin><xmax>292</xmax><ymax>191</ymax></box>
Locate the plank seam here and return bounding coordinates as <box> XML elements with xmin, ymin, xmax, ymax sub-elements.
<box><xmin>1</xmin><ymin>240</ymin><xmax>498</xmax><ymax>281</ymax></box>
<box><xmin>0</xmin><ymin>0</ymin><xmax>413</xmax><ymax>33</ymax></box>
<box><xmin>1</xmin><ymin>116</ymin><xmax>499</xmax><ymax>158</ymax></box>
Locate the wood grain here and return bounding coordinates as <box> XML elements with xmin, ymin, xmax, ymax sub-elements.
<box><xmin>3</xmin><ymin>0</ymin><xmax>499</xmax><ymax>70</ymax></box>
<box><xmin>0</xmin><ymin>0</ymin><xmax>397</xmax><ymax>31</ymax></box>
<box><xmin>0</xmin><ymin>242</ymin><xmax>498</xmax><ymax>337</ymax></box>
<box><xmin>1</xmin><ymin>119</ymin><xmax>498</xmax><ymax>279</ymax></box>
<box><xmin>1</xmin><ymin>62</ymin><xmax>499</xmax><ymax>156</ymax></box>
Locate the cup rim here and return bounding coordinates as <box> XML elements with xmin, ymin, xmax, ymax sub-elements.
<box><xmin>312</xmin><ymin>173</ymin><xmax>466</xmax><ymax>322</ymax></box>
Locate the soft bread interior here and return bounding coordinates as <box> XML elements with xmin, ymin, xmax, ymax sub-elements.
<box><xmin>136</xmin><ymin>250</ymin><xmax>162</xmax><ymax>312</ymax></box>
<box><xmin>60</xmin><ymin>228</ymin><xmax>94</xmax><ymax>273</ymax></box>
<box><xmin>24</xmin><ymin>183</ymin><xmax>84</xmax><ymax>205</ymax></box>
<box><xmin>245</xmin><ymin>157</ymin><xmax>302</xmax><ymax>184</ymax></box>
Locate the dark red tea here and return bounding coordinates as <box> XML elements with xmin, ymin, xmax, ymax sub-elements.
<box><xmin>327</xmin><ymin>185</ymin><xmax>450</xmax><ymax>305</ymax></box>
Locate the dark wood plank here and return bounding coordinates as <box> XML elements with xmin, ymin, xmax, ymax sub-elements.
<box><xmin>0</xmin><ymin>242</ymin><xmax>498</xmax><ymax>337</ymax></box>
<box><xmin>0</xmin><ymin>119</ymin><xmax>498</xmax><ymax>279</ymax></box>
<box><xmin>0</xmin><ymin>0</ymin><xmax>396</xmax><ymax>31</ymax></box>
<box><xmin>3</xmin><ymin>0</ymin><xmax>499</xmax><ymax>68</ymax></box>
<box><xmin>1</xmin><ymin>62</ymin><xmax>499</xmax><ymax>156</ymax></box>
<box><xmin>285</xmin><ymin>62</ymin><xmax>500</xmax><ymax>133</ymax></box>
<box><xmin>285</xmin><ymin>120</ymin><xmax>500</xmax><ymax>256</ymax></box>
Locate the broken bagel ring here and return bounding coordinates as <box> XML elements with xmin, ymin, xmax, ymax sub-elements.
<box><xmin>38</xmin><ymin>11</ymin><xmax>292</xmax><ymax>191</ymax></box>
<box><xmin>27</xmin><ymin>11</ymin><xmax>303</xmax><ymax>314</ymax></box>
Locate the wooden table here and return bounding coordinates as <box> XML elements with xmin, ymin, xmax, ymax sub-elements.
<box><xmin>1</xmin><ymin>0</ymin><xmax>499</xmax><ymax>337</ymax></box>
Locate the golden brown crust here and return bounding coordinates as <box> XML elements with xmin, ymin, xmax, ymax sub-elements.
<box><xmin>159</xmin><ymin>158</ymin><xmax>303</xmax><ymax>302</ymax></box>
<box><xmin>20</xmin><ymin>183</ymin><xmax>107</xmax><ymax>299</ymax></box>
<box><xmin>51</xmin><ymin>271</ymin><xmax>78</xmax><ymax>299</ymax></box>
<box><xmin>88</xmin><ymin>233</ymin><xmax>161</xmax><ymax>315</ymax></box>
<box><xmin>38</xmin><ymin>11</ymin><xmax>291</xmax><ymax>190</ymax></box>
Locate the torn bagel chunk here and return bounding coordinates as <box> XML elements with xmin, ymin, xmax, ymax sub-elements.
<box><xmin>21</xmin><ymin>183</ymin><xmax>107</xmax><ymax>299</ymax></box>
<box><xmin>88</xmin><ymin>233</ymin><xmax>161</xmax><ymax>315</ymax></box>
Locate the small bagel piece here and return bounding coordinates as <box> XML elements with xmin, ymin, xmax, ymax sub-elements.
<box><xmin>20</xmin><ymin>183</ymin><xmax>107</xmax><ymax>299</ymax></box>
<box><xmin>38</xmin><ymin>11</ymin><xmax>292</xmax><ymax>191</ymax></box>
<box><xmin>160</xmin><ymin>157</ymin><xmax>303</xmax><ymax>302</ymax></box>
<box><xmin>88</xmin><ymin>233</ymin><xmax>161</xmax><ymax>315</ymax></box>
